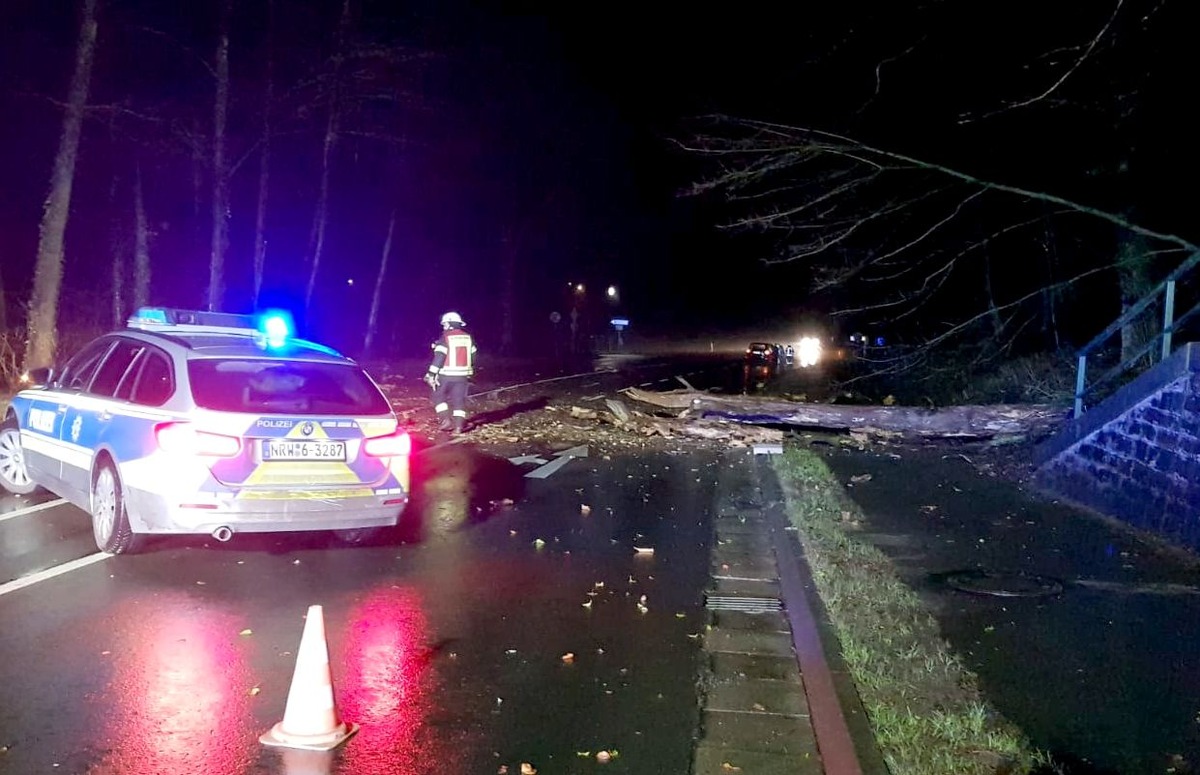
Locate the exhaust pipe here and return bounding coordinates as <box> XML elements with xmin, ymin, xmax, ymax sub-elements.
<box><xmin>211</xmin><ymin>525</ymin><xmax>234</xmax><ymax>542</ymax></box>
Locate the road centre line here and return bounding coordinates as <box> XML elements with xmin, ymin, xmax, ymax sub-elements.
<box><xmin>0</xmin><ymin>552</ymin><xmax>110</xmax><ymax>597</ymax></box>
<box><xmin>0</xmin><ymin>498</ymin><xmax>68</xmax><ymax>524</ymax></box>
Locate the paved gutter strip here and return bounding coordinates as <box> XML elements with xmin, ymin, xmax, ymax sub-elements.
<box><xmin>692</xmin><ymin>451</ymin><xmax>879</xmax><ymax>775</ymax></box>
<box><xmin>692</xmin><ymin>453</ymin><xmax>829</xmax><ymax>774</ymax></box>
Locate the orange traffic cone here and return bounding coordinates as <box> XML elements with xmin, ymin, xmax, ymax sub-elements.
<box><xmin>260</xmin><ymin>605</ymin><xmax>359</xmax><ymax>751</ymax></box>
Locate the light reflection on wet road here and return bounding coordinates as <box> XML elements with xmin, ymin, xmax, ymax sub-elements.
<box><xmin>0</xmin><ymin>443</ymin><xmax>719</xmax><ymax>775</ymax></box>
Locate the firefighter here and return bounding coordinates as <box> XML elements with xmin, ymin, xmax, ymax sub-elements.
<box><xmin>424</xmin><ymin>311</ymin><xmax>477</xmax><ymax>433</ymax></box>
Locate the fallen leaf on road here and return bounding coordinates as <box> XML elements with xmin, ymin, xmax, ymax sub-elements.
<box><xmin>596</xmin><ymin>750</ymin><xmax>612</xmax><ymax>763</ymax></box>
<box><xmin>561</xmin><ymin>652</ymin><xmax>575</xmax><ymax>663</ymax></box>
<box><xmin>721</xmin><ymin>763</ymin><xmax>743</xmax><ymax>772</ymax></box>
<box><xmin>580</xmin><ymin>504</ymin><xmax>591</xmax><ymax>515</ymax></box>
<box><xmin>634</xmin><ymin>546</ymin><xmax>654</xmax><ymax>555</ymax></box>
<box><xmin>850</xmin><ymin>473</ymin><xmax>873</xmax><ymax>483</ymax></box>
<box><xmin>239</xmin><ymin>629</ymin><xmax>253</xmax><ymax>636</ymax></box>
<box><xmin>521</xmin><ymin>763</ymin><xmax>537</xmax><ymax>775</ymax></box>
<box><xmin>581</xmin><ymin>600</ymin><xmax>593</xmax><ymax>609</ymax></box>
<box><xmin>249</xmin><ymin>686</ymin><xmax>261</xmax><ymax>696</ymax></box>
<box><xmin>533</xmin><ymin>538</ymin><xmax>546</xmax><ymax>549</ymax></box>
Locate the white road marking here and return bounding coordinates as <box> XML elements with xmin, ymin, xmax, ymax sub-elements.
<box><xmin>0</xmin><ymin>498</ymin><xmax>68</xmax><ymax>524</ymax></box>
<box><xmin>507</xmin><ymin>455</ymin><xmax>550</xmax><ymax>466</ymax></box>
<box><xmin>0</xmin><ymin>552</ymin><xmax>110</xmax><ymax>597</ymax></box>
<box><xmin>525</xmin><ymin>445</ymin><xmax>589</xmax><ymax>479</ymax></box>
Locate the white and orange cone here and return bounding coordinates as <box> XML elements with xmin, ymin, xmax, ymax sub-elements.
<box><xmin>260</xmin><ymin>605</ymin><xmax>359</xmax><ymax>751</ymax></box>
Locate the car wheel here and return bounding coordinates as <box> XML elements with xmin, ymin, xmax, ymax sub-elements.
<box><xmin>0</xmin><ymin>420</ymin><xmax>39</xmax><ymax>496</ymax></box>
<box><xmin>91</xmin><ymin>459</ymin><xmax>141</xmax><ymax>554</ymax></box>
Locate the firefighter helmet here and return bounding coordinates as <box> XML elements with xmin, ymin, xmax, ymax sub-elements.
<box><xmin>440</xmin><ymin>311</ymin><xmax>464</xmax><ymax>328</ymax></box>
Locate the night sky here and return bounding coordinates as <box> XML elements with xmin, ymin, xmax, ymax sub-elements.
<box><xmin>1</xmin><ymin>0</ymin><xmax>1195</xmax><ymax>359</ymax></box>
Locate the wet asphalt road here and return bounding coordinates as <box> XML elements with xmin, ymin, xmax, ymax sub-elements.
<box><xmin>0</xmin><ymin>436</ymin><xmax>724</xmax><ymax>774</ymax></box>
<box><xmin>816</xmin><ymin>440</ymin><xmax>1200</xmax><ymax>775</ymax></box>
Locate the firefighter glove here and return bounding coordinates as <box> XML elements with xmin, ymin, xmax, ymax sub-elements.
<box><xmin>424</xmin><ymin>372</ymin><xmax>440</xmax><ymax>389</ymax></box>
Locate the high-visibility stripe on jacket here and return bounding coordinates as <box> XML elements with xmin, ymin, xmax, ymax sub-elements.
<box><xmin>429</xmin><ymin>330</ymin><xmax>476</xmax><ymax>377</ymax></box>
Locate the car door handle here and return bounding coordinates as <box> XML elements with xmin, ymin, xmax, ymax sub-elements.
<box><xmin>98</xmin><ymin>411</ymin><xmax>112</xmax><ymax>422</ymax></box>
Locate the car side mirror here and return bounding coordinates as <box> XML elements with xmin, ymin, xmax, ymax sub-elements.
<box><xmin>23</xmin><ymin>367</ymin><xmax>54</xmax><ymax>387</ymax></box>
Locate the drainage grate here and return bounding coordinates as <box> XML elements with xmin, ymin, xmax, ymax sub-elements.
<box><xmin>705</xmin><ymin>595</ymin><xmax>784</xmax><ymax>614</ymax></box>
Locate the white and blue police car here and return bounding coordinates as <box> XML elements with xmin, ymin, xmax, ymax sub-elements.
<box><xmin>0</xmin><ymin>308</ymin><xmax>411</xmax><ymax>554</ymax></box>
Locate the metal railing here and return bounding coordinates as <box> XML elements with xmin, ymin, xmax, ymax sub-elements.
<box><xmin>1073</xmin><ymin>250</ymin><xmax>1200</xmax><ymax>418</ymax></box>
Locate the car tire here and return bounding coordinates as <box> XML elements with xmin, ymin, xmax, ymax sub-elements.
<box><xmin>91</xmin><ymin>459</ymin><xmax>141</xmax><ymax>555</ymax></box>
<box><xmin>0</xmin><ymin>419</ymin><xmax>40</xmax><ymax>496</ymax></box>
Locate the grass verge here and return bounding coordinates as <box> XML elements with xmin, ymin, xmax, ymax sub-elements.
<box><xmin>772</xmin><ymin>447</ymin><xmax>1052</xmax><ymax>775</ymax></box>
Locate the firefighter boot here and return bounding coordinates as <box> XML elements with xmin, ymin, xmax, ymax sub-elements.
<box><xmin>437</xmin><ymin>412</ymin><xmax>453</xmax><ymax>432</ymax></box>
<box><xmin>453</xmin><ymin>417</ymin><xmax>465</xmax><ymax>434</ymax></box>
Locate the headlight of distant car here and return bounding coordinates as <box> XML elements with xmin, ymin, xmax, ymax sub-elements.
<box><xmin>797</xmin><ymin>336</ymin><xmax>822</xmax><ymax>367</ymax></box>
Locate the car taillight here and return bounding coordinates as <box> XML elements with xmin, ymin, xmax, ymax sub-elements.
<box><xmin>362</xmin><ymin>430</ymin><xmax>412</xmax><ymax>458</ymax></box>
<box><xmin>155</xmin><ymin>422</ymin><xmax>242</xmax><ymax>457</ymax></box>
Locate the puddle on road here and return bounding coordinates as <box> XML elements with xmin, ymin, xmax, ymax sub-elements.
<box><xmin>813</xmin><ymin>438</ymin><xmax>1200</xmax><ymax>775</ymax></box>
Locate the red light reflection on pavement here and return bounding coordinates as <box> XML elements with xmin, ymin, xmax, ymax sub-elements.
<box><xmin>338</xmin><ymin>585</ymin><xmax>461</xmax><ymax>773</ymax></box>
<box><xmin>86</xmin><ymin>594</ymin><xmax>256</xmax><ymax>775</ymax></box>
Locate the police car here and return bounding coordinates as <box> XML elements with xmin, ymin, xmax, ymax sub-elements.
<box><xmin>0</xmin><ymin>308</ymin><xmax>411</xmax><ymax>554</ymax></box>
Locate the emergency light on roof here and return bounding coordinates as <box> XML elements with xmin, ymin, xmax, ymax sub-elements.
<box><xmin>126</xmin><ymin>307</ymin><xmax>297</xmax><ymax>350</ymax></box>
<box><xmin>127</xmin><ymin>307</ymin><xmax>258</xmax><ymax>332</ymax></box>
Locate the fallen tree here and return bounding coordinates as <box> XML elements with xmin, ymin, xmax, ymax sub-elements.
<box><xmin>621</xmin><ymin>387</ymin><xmax>1069</xmax><ymax>442</ymax></box>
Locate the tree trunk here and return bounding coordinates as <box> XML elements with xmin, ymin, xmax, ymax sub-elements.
<box><xmin>1040</xmin><ymin>220</ymin><xmax>1061</xmax><ymax>350</ymax></box>
<box><xmin>207</xmin><ymin>0</ymin><xmax>232</xmax><ymax>312</ymax></box>
<box><xmin>251</xmin><ymin>0</ymin><xmax>274</xmax><ymax>309</ymax></box>
<box><xmin>111</xmin><ymin>252</ymin><xmax>124</xmax><ymax>328</ymax></box>
<box><xmin>499</xmin><ymin>229</ymin><xmax>516</xmax><ymax>355</ymax></box>
<box><xmin>363</xmin><ymin>209</ymin><xmax>396</xmax><ymax>357</ymax></box>
<box><xmin>1116</xmin><ymin>227</ymin><xmax>1155</xmax><ymax>368</ymax></box>
<box><xmin>191</xmin><ymin>125</ymin><xmax>204</xmax><ymax>221</ymax></box>
<box><xmin>109</xmin><ymin>169</ymin><xmax>124</xmax><ymax>328</ymax></box>
<box><xmin>304</xmin><ymin>0</ymin><xmax>351</xmax><ymax>315</ymax></box>
<box><xmin>132</xmin><ymin>162</ymin><xmax>151</xmax><ymax>309</ymax></box>
<box><xmin>23</xmin><ymin>0</ymin><xmax>99</xmax><ymax>372</ymax></box>
<box><xmin>983</xmin><ymin>252</ymin><xmax>1004</xmax><ymax>339</ymax></box>
<box><xmin>106</xmin><ymin>116</ymin><xmax>125</xmax><ymax>328</ymax></box>
<box><xmin>0</xmin><ymin>259</ymin><xmax>8</xmax><ymax>332</ymax></box>
<box><xmin>623</xmin><ymin>388</ymin><xmax>1069</xmax><ymax>441</ymax></box>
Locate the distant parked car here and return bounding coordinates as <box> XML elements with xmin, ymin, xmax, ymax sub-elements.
<box><xmin>743</xmin><ymin>342</ymin><xmax>778</xmax><ymax>390</ymax></box>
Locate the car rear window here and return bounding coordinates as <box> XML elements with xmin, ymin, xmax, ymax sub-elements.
<box><xmin>187</xmin><ymin>359</ymin><xmax>391</xmax><ymax>415</ymax></box>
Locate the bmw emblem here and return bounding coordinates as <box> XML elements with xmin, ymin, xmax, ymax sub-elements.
<box><xmin>301</xmin><ymin>421</ymin><xmax>315</xmax><ymax>436</ymax></box>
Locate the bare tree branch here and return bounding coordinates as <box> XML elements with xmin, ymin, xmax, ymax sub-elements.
<box><xmin>961</xmin><ymin>0</ymin><xmax>1126</xmax><ymax>122</ymax></box>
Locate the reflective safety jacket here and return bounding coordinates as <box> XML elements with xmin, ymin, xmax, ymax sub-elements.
<box><xmin>428</xmin><ymin>327</ymin><xmax>476</xmax><ymax>378</ymax></box>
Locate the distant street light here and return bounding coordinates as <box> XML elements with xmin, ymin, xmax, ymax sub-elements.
<box><xmin>606</xmin><ymin>285</ymin><xmax>618</xmax><ymax>301</ymax></box>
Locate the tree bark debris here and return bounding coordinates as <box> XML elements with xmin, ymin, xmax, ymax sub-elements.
<box><xmin>621</xmin><ymin>387</ymin><xmax>1068</xmax><ymax>441</ymax></box>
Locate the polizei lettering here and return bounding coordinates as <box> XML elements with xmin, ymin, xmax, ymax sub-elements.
<box><xmin>256</xmin><ymin>419</ymin><xmax>295</xmax><ymax>429</ymax></box>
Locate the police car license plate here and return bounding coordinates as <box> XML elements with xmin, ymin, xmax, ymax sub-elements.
<box><xmin>262</xmin><ymin>440</ymin><xmax>347</xmax><ymax>461</ymax></box>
